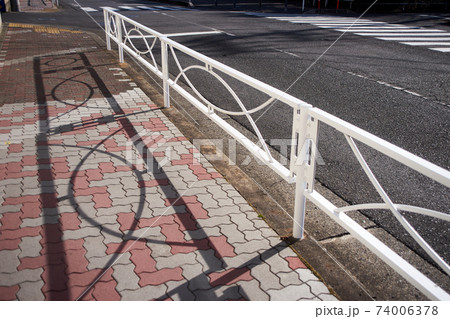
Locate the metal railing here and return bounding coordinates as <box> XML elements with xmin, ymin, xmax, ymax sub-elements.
<box><xmin>103</xmin><ymin>8</ymin><xmax>450</xmax><ymax>300</ymax></box>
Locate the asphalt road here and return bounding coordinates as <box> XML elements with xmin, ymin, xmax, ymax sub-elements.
<box><xmin>3</xmin><ymin>0</ymin><xmax>449</xmax><ymax>268</ymax></box>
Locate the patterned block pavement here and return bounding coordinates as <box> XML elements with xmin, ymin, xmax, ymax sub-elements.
<box><xmin>0</xmin><ymin>24</ymin><xmax>338</xmax><ymax>301</ymax></box>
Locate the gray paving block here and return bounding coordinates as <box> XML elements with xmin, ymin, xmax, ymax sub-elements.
<box><xmin>0</xmin><ymin>268</ymin><xmax>43</xmax><ymax>286</ymax></box>
<box><xmin>3</xmin><ymin>184</ymin><xmax>23</xmax><ymax>198</ymax></box>
<box><xmin>218</xmin><ymin>223</ymin><xmax>246</xmax><ymax>244</ymax></box>
<box><xmin>295</xmin><ymin>268</ymin><xmax>321</xmax><ymax>283</ymax></box>
<box><xmin>267</xmin><ymin>284</ymin><xmax>314</xmax><ymax>301</ymax></box>
<box><xmin>221</xmin><ymin>252</ymin><xmax>260</xmax><ymax>269</ymax></box>
<box><xmin>238</xmin><ymin>279</ymin><xmax>270</xmax><ymax>301</ymax></box>
<box><xmin>165</xmin><ymin>279</ymin><xmax>195</xmax><ymax>301</ymax></box>
<box><xmin>17</xmin><ymin>280</ymin><xmax>45</xmax><ymax>301</ymax></box>
<box><xmin>206</xmin><ymin>185</ymin><xmax>229</xmax><ymax>200</ymax></box>
<box><xmin>250</xmin><ymin>262</ymin><xmax>282</xmax><ymax>291</ymax></box>
<box><xmin>107</xmin><ymin>185</ymin><xmax>126</xmax><ymax>199</ymax></box>
<box><xmin>242</xmin><ymin>229</ymin><xmax>264</xmax><ymax>241</ymax></box>
<box><xmin>276</xmin><ymin>271</ymin><xmax>302</xmax><ymax>287</ymax></box>
<box><xmin>112</xmin><ymin>263</ymin><xmax>140</xmax><ymax>292</ymax></box>
<box><xmin>120</xmin><ymin>284</ymin><xmax>167</xmax><ymax>301</ymax></box>
<box><xmin>83</xmin><ymin>236</ymin><xmax>108</xmax><ymax>259</ymax></box>
<box><xmin>63</xmin><ymin>226</ymin><xmax>102</xmax><ymax>241</ymax></box>
<box><xmin>193</xmin><ymin>284</ymin><xmax>242</xmax><ymax>301</ymax></box>
<box><xmin>0</xmin><ymin>249</ymin><xmax>21</xmax><ymax>273</ymax></box>
<box><xmin>122</xmin><ymin>227</ymin><xmax>161</xmax><ymax>241</ymax></box>
<box><xmin>260</xmin><ymin>249</ymin><xmax>291</xmax><ymax>274</ymax></box>
<box><xmin>101</xmin><ymin>223</ymin><xmax>123</xmax><ymax>244</ymax></box>
<box><xmin>307</xmin><ymin>280</ymin><xmax>332</xmax><ymax>296</ymax></box>
<box><xmin>195</xmin><ymin>215</ymin><xmax>232</xmax><ymax>228</ymax></box>
<box><xmin>21</xmin><ymin>215</ymin><xmax>59</xmax><ymax>228</ymax></box>
<box><xmin>207</xmin><ymin>206</ymin><xmax>242</xmax><ymax>217</ymax></box>
<box><xmin>96</xmin><ymin>205</ymin><xmax>133</xmax><ymax>218</ymax></box>
<box><xmin>178</xmin><ymin>263</ymin><xmax>211</xmax><ymax>291</ymax></box>
<box><xmin>19</xmin><ymin>236</ymin><xmax>43</xmax><ymax>259</ymax></box>
<box><xmin>184</xmin><ymin>226</ymin><xmax>221</xmax><ymax>241</ymax></box>
<box><xmin>196</xmin><ymin>193</ymin><xmax>219</xmax><ymax>209</ymax></box>
<box><xmin>229</xmin><ymin>213</ymin><xmax>255</xmax><ymax>232</ymax></box>
<box><xmin>87</xmin><ymin>252</ymin><xmax>131</xmax><ymax>270</ymax></box>
<box><xmin>317</xmin><ymin>293</ymin><xmax>339</xmax><ymax>301</ymax></box>
<box><xmin>155</xmin><ymin>252</ymin><xmax>197</xmax><ymax>270</ymax></box>
<box><xmin>147</xmin><ymin>241</ymin><xmax>172</xmax><ymax>258</ymax></box>
<box><xmin>194</xmin><ymin>249</ymin><xmax>224</xmax><ymax>274</ymax></box>
<box><xmin>215</xmin><ymin>198</ymin><xmax>235</xmax><ymax>207</ymax></box>
<box><xmin>234</xmin><ymin>239</ymin><xmax>271</xmax><ymax>255</ymax></box>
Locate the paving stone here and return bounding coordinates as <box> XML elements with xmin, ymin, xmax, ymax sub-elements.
<box><xmin>237</xmin><ymin>279</ymin><xmax>270</xmax><ymax>301</ymax></box>
<box><xmin>295</xmin><ymin>268</ymin><xmax>321</xmax><ymax>283</ymax></box>
<box><xmin>219</xmin><ymin>223</ymin><xmax>246</xmax><ymax>244</ymax></box>
<box><xmin>317</xmin><ymin>293</ymin><xmax>339</xmax><ymax>301</ymax></box>
<box><xmin>87</xmin><ymin>252</ymin><xmax>132</xmax><ymax>270</ymax></box>
<box><xmin>179</xmin><ymin>263</ymin><xmax>211</xmax><ymax>291</ymax></box>
<box><xmin>63</xmin><ymin>226</ymin><xmax>102</xmax><ymax>241</ymax></box>
<box><xmin>155</xmin><ymin>252</ymin><xmax>197</xmax><ymax>270</ymax></box>
<box><xmin>21</xmin><ymin>215</ymin><xmax>59</xmax><ymax>228</ymax></box>
<box><xmin>112</xmin><ymin>263</ymin><xmax>140</xmax><ymax>292</ymax></box>
<box><xmin>83</xmin><ymin>236</ymin><xmax>107</xmax><ymax>259</ymax></box>
<box><xmin>267</xmin><ymin>284</ymin><xmax>314</xmax><ymax>301</ymax></box>
<box><xmin>19</xmin><ymin>236</ymin><xmax>42</xmax><ymax>259</ymax></box>
<box><xmin>122</xmin><ymin>226</ymin><xmax>161</xmax><ymax>241</ymax></box>
<box><xmin>0</xmin><ymin>249</ymin><xmax>20</xmax><ymax>273</ymax></box>
<box><xmin>260</xmin><ymin>249</ymin><xmax>292</xmax><ymax>274</ymax></box>
<box><xmin>206</xmin><ymin>185</ymin><xmax>229</xmax><ymax>200</ymax></box>
<box><xmin>147</xmin><ymin>241</ymin><xmax>172</xmax><ymax>258</ymax></box>
<box><xmin>307</xmin><ymin>280</ymin><xmax>332</xmax><ymax>296</ymax></box>
<box><xmin>193</xmin><ymin>284</ymin><xmax>242</xmax><ymax>301</ymax></box>
<box><xmin>234</xmin><ymin>239</ymin><xmax>271</xmax><ymax>255</ymax></box>
<box><xmin>0</xmin><ymin>268</ymin><xmax>43</xmax><ymax>286</ymax></box>
<box><xmin>194</xmin><ymin>249</ymin><xmax>223</xmax><ymax>275</ymax></box>
<box><xmin>184</xmin><ymin>226</ymin><xmax>221</xmax><ymax>241</ymax></box>
<box><xmin>165</xmin><ymin>279</ymin><xmax>195</xmax><ymax>301</ymax></box>
<box><xmin>249</xmin><ymin>262</ymin><xmax>282</xmax><ymax>291</ymax></box>
<box><xmin>120</xmin><ymin>284</ymin><xmax>167</xmax><ymax>301</ymax></box>
<box><xmin>229</xmin><ymin>213</ymin><xmax>255</xmax><ymax>232</ymax></box>
<box><xmin>221</xmin><ymin>252</ymin><xmax>260</xmax><ymax>269</ymax></box>
<box><xmin>276</xmin><ymin>271</ymin><xmax>302</xmax><ymax>287</ymax></box>
<box><xmin>17</xmin><ymin>280</ymin><xmax>45</xmax><ymax>301</ymax></box>
<box><xmin>196</xmin><ymin>216</ymin><xmax>232</xmax><ymax>228</ymax></box>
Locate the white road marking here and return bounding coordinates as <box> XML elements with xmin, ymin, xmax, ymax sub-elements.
<box><xmin>355</xmin><ymin>33</ymin><xmax>450</xmax><ymax>36</ymax></box>
<box><xmin>100</xmin><ymin>6</ymin><xmax>119</xmax><ymax>11</ymax></box>
<box><xmin>118</xmin><ymin>6</ymin><xmax>140</xmax><ymax>11</ymax></box>
<box><xmin>430</xmin><ymin>47</ymin><xmax>450</xmax><ymax>52</ymax></box>
<box><xmin>400</xmin><ymin>42</ymin><xmax>450</xmax><ymax>46</ymax></box>
<box><xmin>80</xmin><ymin>7</ymin><xmax>97</xmax><ymax>12</ymax></box>
<box><xmin>163</xmin><ymin>31</ymin><xmax>222</xmax><ymax>37</ymax></box>
<box><xmin>377</xmin><ymin>37</ymin><xmax>450</xmax><ymax>41</ymax></box>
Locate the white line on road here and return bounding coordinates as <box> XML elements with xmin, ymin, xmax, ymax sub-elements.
<box><xmin>400</xmin><ymin>42</ymin><xmax>450</xmax><ymax>46</ymax></box>
<box><xmin>100</xmin><ymin>6</ymin><xmax>119</xmax><ymax>11</ymax></box>
<box><xmin>377</xmin><ymin>37</ymin><xmax>450</xmax><ymax>41</ymax></box>
<box><xmin>430</xmin><ymin>47</ymin><xmax>450</xmax><ymax>52</ymax></box>
<box><xmin>80</xmin><ymin>7</ymin><xmax>97</xmax><ymax>12</ymax></box>
<box><xmin>355</xmin><ymin>33</ymin><xmax>450</xmax><ymax>36</ymax></box>
<box><xmin>118</xmin><ymin>6</ymin><xmax>140</xmax><ymax>11</ymax></box>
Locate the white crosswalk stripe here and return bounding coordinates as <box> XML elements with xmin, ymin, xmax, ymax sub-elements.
<box><xmin>81</xmin><ymin>5</ymin><xmax>193</xmax><ymax>13</ymax></box>
<box><xmin>246</xmin><ymin>13</ymin><xmax>450</xmax><ymax>53</ymax></box>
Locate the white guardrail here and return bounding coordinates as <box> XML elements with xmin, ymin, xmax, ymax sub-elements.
<box><xmin>103</xmin><ymin>8</ymin><xmax>450</xmax><ymax>300</ymax></box>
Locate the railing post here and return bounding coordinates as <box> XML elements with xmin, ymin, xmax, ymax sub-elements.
<box><xmin>115</xmin><ymin>14</ymin><xmax>124</xmax><ymax>63</ymax></box>
<box><xmin>104</xmin><ymin>10</ymin><xmax>111</xmax><ymax>51</ymax></box>
<box><xmin>291</xmin><ymin>106</ymin><xmax>314</xmax><ymax>239</ymax></box>
<box><xmin>161</xmin><ymin>39</ymin><xmax>170</xmax><ymax>108</ymax></box>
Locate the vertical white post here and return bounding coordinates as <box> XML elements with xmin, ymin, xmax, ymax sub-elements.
<box><xmin>104</xmin><ymin>10</ymin><xmax>111</xmax><ymax>51</ymax></box>
<box><xmin>115</xmin><ymin>15</ymin><xmax>124</xmax><ymax>63</ymax></box>
<box><xmin>292</xmin><ymin>106</ymin><xmax>312</xmax><ymax>239</ymax></box>
<box><xmin>161</xmin><ymin>40</ymin><xmax>170</xmax><ymax>108</ymax></box>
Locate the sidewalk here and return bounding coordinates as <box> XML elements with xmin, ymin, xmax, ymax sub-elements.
<box><xmin>0</xmin><ymin>22</ymin><xmax>337</xmax><ymax>301</ymax></box>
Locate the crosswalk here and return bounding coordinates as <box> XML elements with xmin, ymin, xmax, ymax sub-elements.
<box><xmin>80</xmin><ymin>5</ymin><xmax>193</xmax><ymax>13</ymax></box>
<box><xmin>246</xmin><ymin>13</ymin><xmax>450</xmax><ymax>53</ymax></box>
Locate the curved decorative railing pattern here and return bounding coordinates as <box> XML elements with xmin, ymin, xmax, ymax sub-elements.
<box><xmin>103</xmin><ymin>9</ymin><xmax>450</xmax><ymax>300</ymax></box>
